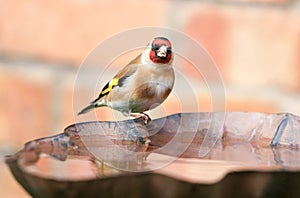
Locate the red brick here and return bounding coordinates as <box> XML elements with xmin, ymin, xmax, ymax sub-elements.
<box><xmin>226</xmin><ymin>98</ymin><xmax>278</xmax><ymax>113</ymax></box>
<box><xmin>0</xmin><ymin>0</ymin><xmax>169</xmax><ymax>65</ymax></box>
<box><xmin>60</xmin><ymin>87</ymin><xmax>76</xmax><ymax>129</ymax></box>
<box><xmin>222</xmin><ymin>0</ymin><xmax>292</xmax><ymax>4</ymax></box>
<box><xmin>184</xmin><ymin>5</ymin><xmax>300</xmax><ymax>91</ymax></box>
<box><xmin>0</xmin><ymin>69</ymin><xmax>51</xmax><ymax>146</ymax></box>
<box><xmin>226</xmin><ymin>9</ymin><xmax>300</xmax><ymax>90</ymax></box>
<box><xmin>184</xmin><ymin>6</ymin><xmax>230</xmax><ymax>80</ymax></box>
<box><xmin>295</xmin><ymin>28</ymin><xmax>300</xmax><ymax>91</ymax></box>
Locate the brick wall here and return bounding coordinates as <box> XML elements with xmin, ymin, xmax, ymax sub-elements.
<box><xmin>1</xmin><ymin>0</ymin><xmax>300</xmax><ymax>196</ymax></box>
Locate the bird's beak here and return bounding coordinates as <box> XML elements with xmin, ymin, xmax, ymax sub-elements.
<box><xmin>156</xmin><ymin>45</ymin><xmax>168</xmax><ymax>58</ymax></box>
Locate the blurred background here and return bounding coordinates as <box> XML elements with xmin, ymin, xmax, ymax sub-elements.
<box><xmin>1</xmin><ymin>0</ymin><xmax>300</xmax><ymax>196</ymax></box>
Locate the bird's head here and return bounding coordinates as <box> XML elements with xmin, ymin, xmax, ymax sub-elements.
<box><xmin>147</xmin><ymin>37</ymin><xmax>173</xmax><ymax>64</ymax></box>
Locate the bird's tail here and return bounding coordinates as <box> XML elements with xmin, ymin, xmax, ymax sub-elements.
<box><xmin>77</xmin><ymin>100</ymin><xmax>106</xmax><ymax>115</ymax></box>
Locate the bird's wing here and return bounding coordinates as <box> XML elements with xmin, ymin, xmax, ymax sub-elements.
<box><xmin>93</xmin><ymin>55</ymin><xmax>141</xmax><ymax>103</ymax></box>
<box><xmin>115</xmin><ymin>54</ymin><xmax>142</xmax><ymax>79</ymax></box>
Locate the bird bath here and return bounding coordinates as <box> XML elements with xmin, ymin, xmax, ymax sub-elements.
<box><xmin>5</xmin><ymin>112</ymin><xmax>300</xmax><ymax>197</ymax></box>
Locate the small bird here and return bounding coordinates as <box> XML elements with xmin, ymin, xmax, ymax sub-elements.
<box><xmin>78</xmin><ymin>37</ymin><xmax>174</xmax><ymax>124</ymax></box>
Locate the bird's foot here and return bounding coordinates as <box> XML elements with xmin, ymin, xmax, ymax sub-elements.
<box><xmin>139</xmin><ymin>113</ymin><xmax>151</xmax><ymax>125</ymax></box>
<box><xmin>129</xmin><ymin>112</ymin><xmax>151</xmax><ymax>125</ymax></box>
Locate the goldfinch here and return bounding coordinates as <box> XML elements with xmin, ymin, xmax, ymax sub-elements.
<box><xmin>78</xmin><ymin>37</ymin><xmax>174</xmax><ymax>124</ymax></box>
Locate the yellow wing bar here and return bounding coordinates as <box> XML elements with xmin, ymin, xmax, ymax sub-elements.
<box><xmin>101</xmin><ymin>78</ymin><xmax>119</xmax><ymax>95</ymax></box>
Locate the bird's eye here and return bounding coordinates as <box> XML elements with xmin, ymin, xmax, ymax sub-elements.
<box><xmin>152</xmin><ymin>44</ymin><xmax>159</xmax><ymax>51</ymax></box>
<box><xmin>167</xmin><ymin>47</ymin><xmax>172</xmax><ymax>53</ymax></box>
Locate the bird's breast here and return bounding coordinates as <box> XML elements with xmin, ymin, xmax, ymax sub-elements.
<box><xmin>107</xmin><ymin>65</ymin><xmax>174</xmax><ymax>113</ymax></box>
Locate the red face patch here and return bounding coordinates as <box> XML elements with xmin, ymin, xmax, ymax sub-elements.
<box><xmin>149</xmin><ymin>37</ymin><xmax>172</xmax><ymax>64</ymax></box>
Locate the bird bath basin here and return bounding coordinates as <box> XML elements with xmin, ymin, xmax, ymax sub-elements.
<box><xmin>5</xmin><ymin>112</ymin><xmax>300</xmax><ymax>197</ymax></box>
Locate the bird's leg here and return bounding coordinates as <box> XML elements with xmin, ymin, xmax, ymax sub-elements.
<box><xmin>129</xmin><ymin>112</ymin><xmax>151</xmax><ymax>125</ymax></box>
<box><xmin>140</xmin><ymin>113</ymin><xmax>152</xmax><ymax>125</ymax></box>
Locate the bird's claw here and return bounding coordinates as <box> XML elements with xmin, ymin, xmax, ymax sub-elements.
<box><xmin>129</xmin><ymin>112</ymin><xmax>151</xmax><ymax>125</ymax></box>
<box><xmin>140</xmin><ymin>113</ymin><xmax>151</xmax><ymax>125</ymax></box>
